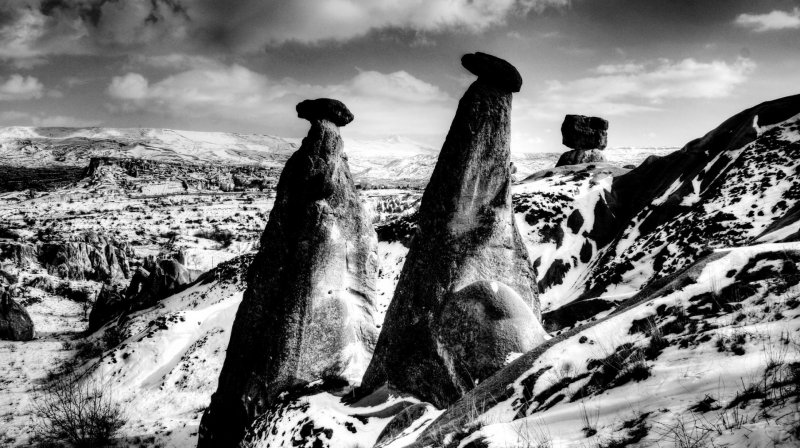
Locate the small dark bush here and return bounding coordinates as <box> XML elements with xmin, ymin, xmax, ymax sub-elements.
<box><xmin>32</xmin><ymin>373</ymin><xmax>126</xmax><ymax>447</ymax></box>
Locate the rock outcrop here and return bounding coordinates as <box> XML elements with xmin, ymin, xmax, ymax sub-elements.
<box><xmin>0</xmin><ymin>231</ymin><xmax>133</xmax><ymax>283</ymax></box>
<box><xmin>556</xmin><ymin>115</ymin><xmax>609</xmax><ymax>167</ymax></box>
<box><xmin>0</xmin><ymin>272</ymin><xmax>34</xmax><ymax>341</ymax></box>
<box><xmin>360</xmin><ymin>53</ymin><xmax>543</xmax><ymax>408</ymax></box>
<box><xmin>198</xmin><ymin>99</ymin><xmax>379</xmax><ymax>447</ymax></box>
<box><xmin>437</xmin><ymin>281</ymin><xmax>546</xmax><ymax>384</ymax></box>
<box><xmin>88</xmin><ymin>257</ymin><xmax>193</xmax><ymax>332</ymax></box>
<box><xmin>556</xmin><ymin>148</ymin><xmax>606</xmax><ymax>166</ymax></box>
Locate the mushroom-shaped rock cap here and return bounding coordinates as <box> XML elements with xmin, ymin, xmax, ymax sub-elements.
<box><xmin>461</xmin><ymin>52</ymin><xmax>522</xmax><ymax>93</ymax></box>
<box><xmin>296</xmin><ymin>98</ymin><xmax>354</xmax><ymax>126</ymax></box>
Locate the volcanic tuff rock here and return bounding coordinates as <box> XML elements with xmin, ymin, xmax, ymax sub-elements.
<box><xmin>0</xmin><ymin>273</ymin><xmax>34</xmax><ymax>341</ymax></box>
<box><xmin>0</xmin><ymin>231</ymin><xmax>134</xmax><ymax>283</ymax></box>
<box><xmin>198</xmin><ymin>99</ymin><xmax>379</xmax><ymax>447</ymax></box>
<box><xmin>88</xmin><ymin>257</ymin><xmax>193</xmax><ymax>332</ymax></box>
<box><xmin>561</xmin><ymin>114</ymin><xmax>609</xmax><ymax>150</ymax></box>
<box><xmin>296</xmin><ymin>98</ymin><xmax>355</xmax><ymax>126</ymax></box>
<box><xmin>556</xmin><ymin>115</ymin><xmax>609</xmax><ymax>167</ymax></box>
<box><xmin>437</xmin><ymin>281</ymin><xmax>546</xmax><ymax>385</ymax></box>
<box><xmin>461</xmin><ymin>52</ymin><xmax>523</xmax><ymax>93</ymax></box>
<box><xmin>360</xmin><ymin>53</ymin><xmax>542</xmax><ymax>408</ymax></box>
<box><xmin>556</xmin><ymin>148</ymin><xmax>607</xmax><ymax>167</ymax></box>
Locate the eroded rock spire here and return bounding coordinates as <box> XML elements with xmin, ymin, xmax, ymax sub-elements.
<box><xmin>360</xmin><ymin>53</ymin><xmax>545</xmax><ymax>407</ymax></box>
<box><xmin>198</xmin><ymin>98</ymin><xmax>378</xmax><ymax>447</ymax></box>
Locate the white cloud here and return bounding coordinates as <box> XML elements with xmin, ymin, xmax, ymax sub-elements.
<box><xmin>107</xmin><ymin>73</ymin><xmax>150</xmax><ymax>100</ymax></box>
<box><xmin>0</xmin><ymin>110</ymin><xmax>101</xmax><ymax>127</ymax></box>
<box><xmin>0</xmin><ymin>3</ymin><xmax>90</xmax><ymax>66</ymax></box>
<box><xmin>0</xmin><ymin>74</ymin><xmax>45</xmax><ymax>100</ymax></box>
<box><xmin>130</xmin><ymin>54</ymin><xmax>225</xmax><ymax>71</ymax></box>
<box><xmin>189</xmin><ymin>0</ymin><xmax>569</xmax><ymax>50</ymax></box>
<box><xmin>735</xmin><ymin>7</ymin><xmax>800</xmax><ymax>32</ymax></box>
<box><xmin>105</xmin><ymin>64</ymin><xmax>455</xmax><ymax>142</ymax></box>
<box><xmin>507</xmin><ymin>57</ymin><xmax>756</xmax><ymax>152</ymax></box>
<box><xmin>31</xmin><ymin>114</ymin><xmax>102</xmax><ymax>127</ymax></box>
<box><xmin>534</xmin><ymin>57</ymin><xmax>755</xmax><ymax>118</ymax></box>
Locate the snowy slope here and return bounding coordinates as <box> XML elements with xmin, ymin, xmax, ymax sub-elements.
<box><xmin>385</xmin><ymin>243</ymin><xmax>800</xmax><ymax>448</ymax></box>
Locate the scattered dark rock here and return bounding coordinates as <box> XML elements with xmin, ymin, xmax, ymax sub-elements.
<box><xmin>567</xmin><ymin>209</ymin><xmax>584</xmax><ymax>234</ymax></box>
<box><xmin>537</xmin><ymin>259</ymin><xmax>570</xmax><ymax>292</ymax></box>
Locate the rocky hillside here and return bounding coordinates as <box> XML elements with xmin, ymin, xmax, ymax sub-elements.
<box><xmin>0</xmin><ymin>58</ymin><xmax>797</xmax><ymax>448</ymax></box>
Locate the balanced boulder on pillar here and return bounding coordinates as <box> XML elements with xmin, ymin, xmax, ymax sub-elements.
<box><xmin>360</xmin><ymin>53</ymin><xmax>545</xmax><ymax>408</ymax></box>
<box><xmin>556</xmin><ymin>114</ymin><xmax>609</xmax><ymax>167</ymax></box>
<box><xmin>198</xmin><ymin>98</ymin><xmax>379</xmax><ymax>447</ymax></box>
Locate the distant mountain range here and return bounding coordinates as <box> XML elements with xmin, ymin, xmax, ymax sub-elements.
<box><xmin>0</xmin><ymin>126</ymin><xmax>676</xmax><ymax>185</ymax></box>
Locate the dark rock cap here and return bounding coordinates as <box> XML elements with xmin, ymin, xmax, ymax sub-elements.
<box><xmin>461</xmin><ymin>52</ymin><xmax>522</xmax><ymax>93</ymax></box>
<box><xmin>296</xmin><ymin>98</ymin><xmax>354</xmax><ymax>126</ymax></box>
<box><xmin>561</xmin><ymin>114</ymin><xmax>609</xmax><ymax>150</ymax></box>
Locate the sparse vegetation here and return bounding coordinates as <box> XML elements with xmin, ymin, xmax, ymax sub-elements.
<box><xmin>31</xmin><ymin>373</ymin><xmax>126</xmax><ymax>447</ymax></box>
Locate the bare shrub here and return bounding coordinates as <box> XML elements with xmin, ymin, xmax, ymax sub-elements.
<box><xmin>31</xmin><ymin>373</ymin><xmax>126</xmax><ymax>447</ymax></box>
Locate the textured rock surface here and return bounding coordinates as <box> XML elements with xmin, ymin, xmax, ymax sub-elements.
<box><xmin>437</xmin><ymin>281</ymin><xmax>546</xmax><ymax>385</ymax></box>
<box><xmin>296</xmin><ymin>98</ymin><xmax>354</xmax><ymax>127</ymax></box>
<box><xmin>461</xmin><ymin>52</ymin><xmax>523</xmax><ymax>93</ymax></box>
<box><xmin>198</xmin><ymin>100</ymin><xmax>378</xmax><ymax>447</ymax></box>
<box><xmin>360</xmin><ymin>53</ymin><xmax>539</xmax><ymax>408</ymax></box>
<box><xmin>375</xmin><ymin>402</ymin><xmax>437</xmax><ymax>446</ymax></box>
<box><xmin>555</xmin><ymin>148</ymin><xmax>608</xmax><ymax>167</ymax></box>
<box><xmin>0</xmin><ymin>232</ymin><xmax>133</xmax><ymax>283</ymax></box>
<box><xmin>0</xmin><ymin>275</ymin><xmax>34</xmax><ymax>341</ymax></box>
<box><xmin>88</xmin><ymin>258</ymin><xmax>193</xmax><ymax>332</ymax></box>
<box><xmin>561</xmin><ymin>114</ymin><xmax>608</xmax><ymax>150</ymax></box>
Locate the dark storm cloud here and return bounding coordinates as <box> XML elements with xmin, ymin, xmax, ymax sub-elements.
<box><xmin>0</xmin><ymin>0</ymin><xmax>573</xmax><ymax>63</ymax></box>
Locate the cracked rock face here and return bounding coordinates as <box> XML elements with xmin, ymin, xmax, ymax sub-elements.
<box><xmin>360</xmin><ymin>53</ymin><xmax>542</xmax><ymax>408</ymax></box>
<box><xmin>198</xmin><ymin>99</ymin><xmax>378</xmax><ymax>447</ymax></box>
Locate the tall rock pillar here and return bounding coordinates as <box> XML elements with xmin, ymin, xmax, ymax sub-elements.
<box><xmin>360</xmin><ymin>53</ymin><xmax>545</xmax><ymax>408</ymax></box>
<box><xmin>198</xmin><ymin>99</ymin><xmax>379</xmax><ymax>447</ymax></box>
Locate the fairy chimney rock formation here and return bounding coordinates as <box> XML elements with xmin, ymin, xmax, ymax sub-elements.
<box><xmin>556</xmin><ymin>114</ymin><xmax>609</xmax><ymax>167</ymax></box>
<box><xmin>360</xmin><ymin>53</ymin><xmax>544</xmax><ymax>408</ymax></box>
<box><xmin>198</xmin><ymin>98</ymin><xmax>379</xmax><ymax>447</ymax></box>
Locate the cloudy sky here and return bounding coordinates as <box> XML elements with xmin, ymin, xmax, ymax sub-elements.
<box><xmin>0</xmin><ymin>0</ymin><xmax>798</xmax><ymax>152</ymax></box>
